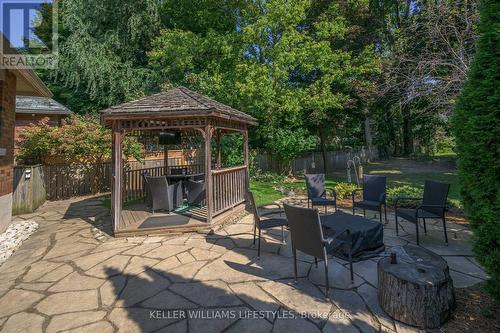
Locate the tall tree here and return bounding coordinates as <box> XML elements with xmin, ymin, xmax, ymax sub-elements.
<box><xmin>453</xmin><ymin>0</ymin><xmax>500</xmax><ymax>298</ymax></box>
<box><xmin>35</xmin><ymin>0</ymin><xmax>163</xmax><ymax>113</ymax></box>
<box><xmin>149</xmin><ymin>0</ymin><xmax>380</xmax><ymax>172</ymax></box>
<box><xmin>375</xmin><ymin>0</ymin><xmax>478</xmax><ymax>156</ymax></box>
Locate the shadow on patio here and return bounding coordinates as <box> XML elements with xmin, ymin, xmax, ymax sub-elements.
<box><xmin>104</xmin><ymin>262</ymin><xmax>370</xmax><ymax>333</ymax></box>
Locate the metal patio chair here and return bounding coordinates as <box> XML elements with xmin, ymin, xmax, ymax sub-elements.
<box><xmin>352</xmin><ymin>174</ymin><xmax>387</xmax><ymax>223</ymax></box>
<box><xmin>247</xmin><ymin>191</ymin><xmax>288</xmax><ymax>258</ymax></box>
<box><xmin>283</xmin><ymin>203</ymin><xmax>353</xmax><ymax>299</ymax></box>
<box><xmin>305</xmin><ymin>174</ymin><xmax>337</xmax><ymax>213</ymax></box>
<box><xmin>395</xmin><ymin>180</ymin><xmax>450</xmax><ymax>245</ymax></box>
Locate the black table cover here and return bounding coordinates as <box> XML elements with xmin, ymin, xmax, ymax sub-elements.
<box><xmin>320</xmin><ymin>211</ymin><xmax>385</xmax><ymax>261</ymax></box>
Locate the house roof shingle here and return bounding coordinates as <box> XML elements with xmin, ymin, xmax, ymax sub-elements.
<box><xmin>16</xmin><ymin>96</ymin><xmax>73</xmax><ymax>115</ymax></box>
<box><xmin>100</xmin><ymin>87</ymin><xmax>257</xmax><ymax>125</ymax></box>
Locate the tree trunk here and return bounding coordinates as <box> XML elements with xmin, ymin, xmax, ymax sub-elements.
<box><xmin>378</xmin><ymin>245</ymin><xmax>455</xmax><ymax>329</ymax></box>
<box><xmin>364</xmin><ymin>113</ymin><xmax>374</xmax><ymax>161</ymax></box>
<box><xmin>402</xmin><ymin>103</ymin><xmax>413</xmax><ymax>156</ymax></box>
<box><xmin>318</xmin><ymin>127</ymin><xmax>328</xmax><ymax>174</ymax></box>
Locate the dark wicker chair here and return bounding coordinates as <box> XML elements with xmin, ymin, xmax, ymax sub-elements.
<box><xmin>305</xmin><ymin>174</ymin><xmax>337</xmax><ymax>213</ymax></box>
<box><xmin>395</xmin><ymin>180</ymin><xmax>450</xmax><ymax>245</ymax></box>
<box><xmin>247</xmin><ymin>191</ymin><xmax>288</xmax><ymax>257</ymax></box>
<box><xmin>283</xmin><ymin>204</ymin><xmax>353</xmax><ymax>299</ymax></box>
<box><xmin>145</xmin><ymin>176</ymin><xmax>183</xmax><ymax>213</ymax></box>
<box><xmin>352</xmin><ymin>175</ymin><xmax>387</xmax><ymax>224</ymax></box>
<box><xmin>186</xmin><ymin>179</ymin><xmax>205</xmax><ymax>206</ymax></box>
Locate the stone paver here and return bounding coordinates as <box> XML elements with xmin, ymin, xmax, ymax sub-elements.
<box><xmin>36</xmin><ymin>290</ymin><xmax>99</xmax><ymax>315</ymax></box>
<box><xmin>0</xmin><ymin>312</ymin><xmax>45</xmax><ymax>333</ymax></box>
<box><xmin>46</xmin><ymin>310</ymin><xmax>106</xmax><ymax>333</ymax></box>
<box><xmin>0</xmin><ymin>195</ymin><xmax>488</xmax><ymax>333</ymax></box>
<box><xmin>0</xmin><ymin>289</ymin><xmax>44</xmax><ymax>317</ymax></box>
<box><xmin>170</xmin><ymin>280</ymin><xmax>242</xmax><ymax>307</ymax></box>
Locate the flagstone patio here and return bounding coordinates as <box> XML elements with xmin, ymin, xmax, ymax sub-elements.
<box><xmin>0</xmin><ymin>195</ymin><xmax>487</xmax><ymax>333</ymax></box>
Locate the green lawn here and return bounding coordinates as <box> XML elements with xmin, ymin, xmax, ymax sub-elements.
<box><xmin>250</xmin><ymin>158</ymin><xmax>461</xmax><ymax>208</ymax></box>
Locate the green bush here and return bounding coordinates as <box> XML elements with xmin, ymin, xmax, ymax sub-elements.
<box><xmin>386</xmin><ymin>185</ymin><xmax>423</xmax><ymax>207</ymax></box>
<box><xmin>250</xmin><ymin>172</ymin><xmax>286</xmax><ymax>183</ymax></box>
<box><xmin>452</xmin><ymin>0</ymin><xmax>500</xmax><ymax>299</ymax></box>
<box><xmin>334</xmin><ymin>182</ymin><xmax>359</xmax><ymax>200</ymax></box>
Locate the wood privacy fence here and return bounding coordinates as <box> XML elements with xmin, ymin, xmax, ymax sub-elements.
<box><xmin>44</xmin><ymin>163</ymin><xmax>112</xmax><ymax>200</ymax></box>
<box><xmin>254</xmin><ymin>147</ymin><xmax>378</xmax><ymax>174</ymax></box>
<box><xmin>12</xmin><ymin>165</ymin><xmax>46</xmax><ymax>215</ymax></box>
<box><xmin>12</xmin><ymin>163</ymin><xmax>203</xmax><ymax>214</ymax></box>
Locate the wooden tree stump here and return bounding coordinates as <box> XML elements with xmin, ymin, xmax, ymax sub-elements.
<box><xmin>378</xmin><ymin>245</ymin><xmax>455</xmax><ymax>329</ymax></box>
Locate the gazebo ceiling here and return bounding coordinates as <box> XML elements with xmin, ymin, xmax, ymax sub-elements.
<box><xmin>100</xmin><ymin>87</ymin><xmax>257</xmax><ymax>127</ymax></box>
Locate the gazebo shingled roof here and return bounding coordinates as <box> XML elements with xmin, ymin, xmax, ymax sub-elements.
<box><xmin>101</xmin><ymin>86</ymin><xmax>257</xmax><ymax>126</ymax></box>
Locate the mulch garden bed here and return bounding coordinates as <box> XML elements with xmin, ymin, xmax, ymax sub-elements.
<box><xmin>442</xmin><ymin>283</ymin><xmax>500</xmax><ymax>332</ymax></box>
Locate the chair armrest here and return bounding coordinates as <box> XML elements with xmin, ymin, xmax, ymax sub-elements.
<box><xmin>351</xmin><ymin>188</ymin><xmax>363</xmax><ymax>202</ymax></box>
<box><xmin>417</xmin><ymin>204</ymin><xmax>448</xmax><ymax>214</ymax></box>
<box><xmin>326</xmin><ymin>188</ymin><xmax>337</xmax><ymax>200</ymax></box>
<box><xmin>394</xmin><ymin>197</ymin><xmax>422</xmax><ymax>209</ymax></box>
<box><xmin>260</xmin><ymin>209</ymin><xmax>285</xmax><ymax>217</ymax></box>
<box><xmin>379</xmin><ymin>193</ymin><xmax>386</xmax><ymax>204</ymax></box>
<box><xmin>259</xmin><ymin>203</ymin><xmax>283</xmax><ymax>217</ymax></box>
<box><xmin>263</xmin><ymin>203</ymin><xmax>282</xmax><ymax>210</ymax></box>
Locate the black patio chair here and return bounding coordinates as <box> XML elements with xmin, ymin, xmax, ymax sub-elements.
<box><xmin>305</xmin><ymin>174</ymin><xmax>337</xmax><ymax>213</ymax></box>
<box><xmin>283</xmin><ymin>204</ymin><xmax>353</xmax><ymax>300</ymax></box>
<box><xmin>145</xmin><ymin>176</ymin><xmax>183</xmax><ymax>213</ymax></box>
<box><xmin>352</xmin><ymin>175</ymin><xmax>387</xmax><ymax>224</ymax></box>
<box><xmin>247</xmin><ymin>191</ymin><xmax>288</xmax><ymax>258</ymax></box>
<box><xmin>187</xmin><ymin>179</ymin><xmax>205</xmax><ymax>206</ymax></box>
<box><xmin>395</xmin><ymin>180</ymin><xmax>450</xmax><ymax>245</ymax></box>
<box><xmin>141</xmin><ymin>171</ymin><xmax>152</xmax><ymax>207</ymax></box>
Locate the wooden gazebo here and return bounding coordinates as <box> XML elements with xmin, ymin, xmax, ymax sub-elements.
<box><xmin>101</xmin><ymin>87</ymin><xmax>257</xmax><ymax>236</ymax></box>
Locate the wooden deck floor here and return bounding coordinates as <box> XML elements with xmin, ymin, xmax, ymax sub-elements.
<box><xmin>116</xmin><ymin>203</ymin><xmax>210</xmax><ymax>236</ymax></box>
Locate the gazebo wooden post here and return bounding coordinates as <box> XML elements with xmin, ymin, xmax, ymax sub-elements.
<box><xmin>243</xmin><ymin>129</ymin><xmax>249</xmax><ymax>190</ymax></box>
<box><xmin>204</xmin><ymin>123</ymin><xmax>214</xmax><ymax>224</ymax></box>
<box><xmin>215</xmin><ymin>130</ymin><xmax>222</xmax><ymax>169</ymax></box>
<box><xmin>163</xmin><ymin>145</ymin><xmax>169</xmax><ymax>175</ymax></box>
<box><xmin>111</xmin><ymin>121</ymin><xmax>123</xmax><ymax>232</ymax></box>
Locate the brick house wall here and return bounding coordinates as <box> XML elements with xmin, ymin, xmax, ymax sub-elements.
<box><xmin>0</xmin><ymin>70</ymin><xmax>16</xmax><ymax>232</ymax></box>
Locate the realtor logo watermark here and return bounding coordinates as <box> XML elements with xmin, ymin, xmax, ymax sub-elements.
<box><xmin>0</xmin><ymin>0</ymin><xmax>58</xmax><ymax>68</ymax></box>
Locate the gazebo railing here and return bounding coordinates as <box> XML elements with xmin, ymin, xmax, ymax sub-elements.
<box><xmin>122</xmin><ymin>163</ymin><xmax>248</xmax><ymax>218</ymax></box>
<box><xmin>211</xmin><ymin>165</ymin><xmax>247</xmax><ymax>215</ymax></box>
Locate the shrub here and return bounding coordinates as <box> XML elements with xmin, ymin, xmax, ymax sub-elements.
<box><xmin>17</xmin><ymin>115</ymin><xmax>142</xmax><ymax>165</ymax></box>
<box><xmin>386</xmin><ymin>185</ymin><xmax>423</xmax><ymax>207</ymax></box>
<box><xmin>452</xmin><ymin>0</ymin><xmax>500</xmax><ymax>298</ymax></box>
<box><xmin>334</xmin><ymin>182</ymin><xmax>359</xmax><ymax>200</ymax></box>
<box><xmin>250</xmin><ymin>172</ymin><xmax>286</xmax><ymax>183</ymax></box>
<box><xmin>17</xmin><ymin>116</ymin><xmax>143</xmax><ymax>193</ymax></box>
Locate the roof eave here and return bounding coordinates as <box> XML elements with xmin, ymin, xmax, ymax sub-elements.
<box><xmin>100</xmin><ymin>109</ymin><xmax>257</xmax><ymax>126</ymax></box>
<box><xmin>16</xmin><ymin>109</ymin><xmax>74</xmax><ymax>115</ymax></box>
